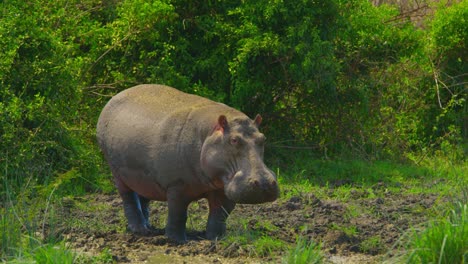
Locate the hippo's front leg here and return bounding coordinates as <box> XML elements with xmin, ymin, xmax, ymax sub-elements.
<box><xmin>206</xmin><ymin>190</ymin><xmax>236</xmax><ymax>240</ymax></box>
<box><xmin>166</xmin><ymin>187</ymin><xmax>190</xmax><ymax>243</ymax></box>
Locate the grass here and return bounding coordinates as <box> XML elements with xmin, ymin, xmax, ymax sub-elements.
<box><xmin>222</xmin><ymin>218</ymin><xmax>287</xmax><ymax>257</ymax></box>
<box><xmin>75</xmin><ymin>248</ymin><xmax>115</xmax><ymax>264</ymax></box>
<box><xmin>187</xmin><ymin>201</ymin><xmax>211</xmax><ymax>232</ymax></box>
<box><xmin>252</xmin><ymin>236</ymin><xmax>288</xmax><ymax>257</ymax></box>
<box><xmin>221</xmin><ymin>233</ymin><xmax>287</xmax><ymax>257</ymax></box>
<box><xmin>277</xmin><ymin>154</ymin><xmax>466</xmax><ymax>202</ymax></box>
<box><xmin>0</xmin><ymin>185</ymin><xmax>75</xmax><ymax>263</ymax></box>
<box><xmin>360</xmin><ymin>235</ymin><xmax>383</xmax><ymax>254</ymax></box>
<box><xmin>10</xmin><ymin>240</ymin><xmax>75</xmax><ymax>264</ymax></box>
<box><xmin>330</xmin><ymin>223</ymin><xmax>358</xmax><ymax>237</ymax></box>
<box><xmin>404</xmin><ymin>202</ymin><xmax>468</xmax><ymax>263</ymax></box>
<box><xmin>1</xmin><ymin>171</ymin><xmax>111</xmax><ymax>263</ymax></box>
<box><xmin>283</xmin><ymin>236</ymin><xmax>323</xmax><ymax>264</ymax></box>
<box><xmin>344</xmin><ymin>203</ymin><xmax>372</xmax><ymax>221</ymax></box>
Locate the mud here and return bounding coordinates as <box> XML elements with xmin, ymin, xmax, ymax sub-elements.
<box><xmin>57</xmin><ymin>187</ymin><xmax>440</xmax><ymax>263</ymax></box>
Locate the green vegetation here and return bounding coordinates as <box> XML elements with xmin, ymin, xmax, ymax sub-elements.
<box><xmin>360</xmin><ymin>236</ymin><xmax>383</xmax><ymax>254</ymax></box>
<box><xmin>1</xmin><ymin>0</ymin><xmax>465</xmax><ymax>193</ymax></box>
<box><xmin>221</xmin><ymin>232</ymin><xmax>288</xmax><ymax>257</ymax></box>
<box><xmin>222</xmin><ymin>218</ymin><xmax>287</xmax><ymax>257</ymax></box>
<box><xmin>0</xmin><ymin>0</ymin><xmax>466</xmax><ymax>262</ymax></box>
<box><xmin>279</xmin><ymin>156</ymin><xmax>467</xmax><ymax>201</ymax></box>
<box><xmin>7</xmin><ymin>240</ymin><xmax>75</xmax><ymax>264</ymax></box>
<box><xmin>283</xmin><ymin>237</ymin><xmax>323</xmax><ymax>264</ymax></box>
<box><xmin>0</xmin><ymin>173</ymin><xmax>116</xmax><ymax>263</ymax></box>
<box><xmin>403</xmin><ymin>202</ymin><xmax>468</xmax><ymax>263</ymax></box>
<box><xmin>330</xmin><ymin>224</ymin><xmax>359</xmax><ymax>237</ymax></box>
<box><xmin>1</xmin><ymin>175</ymin><xmax>62</xmax><ymax>261</ymax></box>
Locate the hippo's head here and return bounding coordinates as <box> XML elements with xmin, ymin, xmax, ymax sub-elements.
<box><xmin>201</xmin><ymin>114</ymin><xmax>279</xmax><ymax>204</ymax></box>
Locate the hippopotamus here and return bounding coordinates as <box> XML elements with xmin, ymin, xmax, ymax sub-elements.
<box><xmin>96</xmin><ymin>84</ymin><xmax>279</xmax><ymax>242</ymax></box>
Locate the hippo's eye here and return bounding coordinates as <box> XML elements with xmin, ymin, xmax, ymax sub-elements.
<box><xmin>230</xmin><ymin>136</ymin><xmax>240</xmax><ymax>145</ymax></box>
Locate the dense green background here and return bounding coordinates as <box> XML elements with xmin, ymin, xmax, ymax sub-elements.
<box><xmin>0</xmin><ymin>0</ymin><xmax>466</xmax><ymax>193</ymax></box>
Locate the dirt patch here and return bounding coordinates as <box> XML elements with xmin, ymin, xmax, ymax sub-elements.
<box><xmin>56</xmin><ymin>188</ymin><xmax>440</xmax><ymax>263</ymax></box>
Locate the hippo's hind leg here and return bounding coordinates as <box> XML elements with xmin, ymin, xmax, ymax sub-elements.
<box><xmin>139</xmin><ymin>195</ymin><xmax>151</xmax><ymax>228</ymax></box>
<box><xmin>114</xmin><ymin>174</ymin><xmax>152</xmax><ymax>235</ymax></box>
<box><xmin>121</xmin><ymin>192</ymin><xmax>152</xmax><ymax>234</ymax></box>
<box><xmin>205</xmin><ymin>190</ymin><xmax>236</xmax><ymax>240</ymax></box>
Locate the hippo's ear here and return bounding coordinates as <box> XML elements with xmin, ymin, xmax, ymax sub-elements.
<box><xmin>254</xmin><ymin>114</ymin><xmax>262</xmax><ymax>127</ymax></box>
<box><xmin>216</xmin><ymin>115</ymin><xmax>228</xmax><ymax>133</ymax></box>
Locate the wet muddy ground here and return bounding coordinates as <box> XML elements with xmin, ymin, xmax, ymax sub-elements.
<box><xmin>57</xmin><ymin>186</ymin><xmax>441</xmax><ymax>263</ymax></box>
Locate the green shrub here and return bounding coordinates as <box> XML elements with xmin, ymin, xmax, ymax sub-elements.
<box><xmin>0</xmin><ymin>0</ymin><xmax>114</xmax><ymax>195</ymax></box>
<box><xmin>425</xmin><ymin>0</ymin><xmax>467</xmax><ymax>156</ymax></box>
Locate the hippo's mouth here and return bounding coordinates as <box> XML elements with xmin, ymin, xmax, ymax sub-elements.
<box><xmin>225</xmin><ymin>185</ymin><xmax>279</xmax><ymax>204</ymax></box>
<box><xmin>223</xmin><ymin>170</ymin><xmax>279</xmax><ymax>204</ymax></box>
<box><xmin>221</xmin><ymin>170</ymin><xmax>240</xmax><ymax>185</ymax></box>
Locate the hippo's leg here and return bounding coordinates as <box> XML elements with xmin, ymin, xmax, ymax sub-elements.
<box><xmin>205</xmin><ymin>190</ymin><xmax>236</xmax><ymax>240</ymax></box>
<box><xmin>114</xmin><ymin>175</ymin><xmax>151</xmax><ymax>235</ymax></box>
<box><xmin>120</xmin><ymin>192</ymin><xmax>152</xmax><ymax>235</ymax></box>
<box><xmin>139</xmin><ymin>195</ymin><xmax>151</xmax><ymax>228</ymax></box>
<box><xmin>166</xmin><ymin>186</ymin><xmax>190</xmax><ymax>243</ymax></box>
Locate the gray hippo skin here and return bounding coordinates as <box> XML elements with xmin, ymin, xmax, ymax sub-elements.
<box><xmin>96</xmin><ymin>84</ymin><xmax>279</xmax><ymax>242</ymax></box>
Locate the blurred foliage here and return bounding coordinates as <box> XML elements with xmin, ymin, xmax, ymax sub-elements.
<box><xmin>0</xmin><ymin>0</ymin><xmax>466</xmax><ymax>194</ymax></box>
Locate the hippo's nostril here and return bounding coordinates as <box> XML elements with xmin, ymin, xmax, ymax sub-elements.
<box><xmin>253</xmin><ymin>180</ymin><xmax>259</xmax><ymax>187</ymax></box>
<box><xmin>271</xmin><ymin>180</ymin><xmax>277</xmax><ymax>187</ymax></box>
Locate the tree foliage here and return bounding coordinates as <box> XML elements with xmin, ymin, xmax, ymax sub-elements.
<box><xmin>0</xmin><ymin>0</ymin><xmax>465</xmax><ymax>192</ymax></box>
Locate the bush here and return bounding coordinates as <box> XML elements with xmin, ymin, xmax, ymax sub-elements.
<box><xmin>425</xmin><ymin>1</ymin><xmax>467</xmax><ymax>153</ymax></box>
<box><xmin>0</xmin><ymin>0</ymin><xmax>109</xmax><ymax>195</ymax></box>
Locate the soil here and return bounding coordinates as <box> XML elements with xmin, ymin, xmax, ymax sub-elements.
<box><xmin>56</xmin><ymin>187</ymin><xmax>441</xmax><ymax>264</ymax></box>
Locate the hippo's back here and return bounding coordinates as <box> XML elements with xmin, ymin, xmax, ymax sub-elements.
<box><xmin>99</xmin><ymin>84</ymin><xmax>218</xmax><ymax>120</ymax></box>
<box><xmin>96</xmin><ymin>84</ymin><xmax>229</xmax><ymax>153</ymax></box>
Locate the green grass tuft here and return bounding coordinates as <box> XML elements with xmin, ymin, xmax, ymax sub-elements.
<box><xmin>222</xmin><ymin>217</ymin><xmax>287</xmax><ymax>257</ymax></box>
<box><xmin>283</xmin><ymin>236</ymin><xmax>323</xmax><ymax>264</ymax></box>
<box><xmin>253</xmin><ymin>236</ymin><xmax>288</xmax><ymax>257</ymax></box>
<box><xmin>25</xmin><ymin>240</ymin><xmax>75</xmax><ymax>264</ymax></box>
<box><xmin>360</xmin><ymin>235</ymin><xmax>383</xmax><ymax>254</ymax></box>
<box><xmin>405</xmin><ymin>202</ymin><xmax>467</xmax><ymax>264</ymax></box>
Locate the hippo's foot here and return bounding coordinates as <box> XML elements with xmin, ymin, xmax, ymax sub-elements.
<box><xmin>127</xmin><ymin>223</ymin><xmax>155</xmax><ymax>236</ymax></box>
<box><xmin>205</xmin><ymin>219</ymin><xmax>227</xmax><ymax>240</ymax></box>
<box><xmin>165</xmin><ymin>228</ymin><xmax>187</xmax><ymax>244</ymax></box>
<box><xmin>205</xmin><ymin>228</ymin><xmax>226</xmax><ymax>241</ymax></box>
<box><xmin>205</xmin><ymin>190</ymin><xmax>235</xmax><ymax>240</ymax></box>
